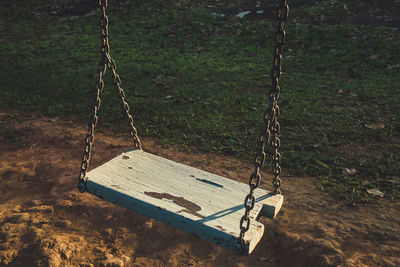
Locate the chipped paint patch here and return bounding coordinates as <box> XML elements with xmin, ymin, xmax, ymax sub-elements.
<box><xmin>144</xmin><ymin>192</ymin><xmax>205</xmax><ymax>218</ymax></box>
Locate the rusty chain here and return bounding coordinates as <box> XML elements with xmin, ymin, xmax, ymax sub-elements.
<box><xmin>78</xmin><ymin>0</ymin><xmax>141</xmax><ymax>192</ymax></box>
<box><xmin>239</xmin><ymin>0</ymin><xmax>288</xmax><ymax>250</ymax></box>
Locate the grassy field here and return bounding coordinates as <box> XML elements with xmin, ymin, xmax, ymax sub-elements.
<box><xmin>1</xmin><ymin>0</ymin><xmax>399</xmax><ymax>204</ymax></box>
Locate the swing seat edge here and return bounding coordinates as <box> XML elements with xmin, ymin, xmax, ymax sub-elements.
<box><xmin>84</xmin><ymin>150</ymin><xmax>283</xmax><ymax>254</ymax></box>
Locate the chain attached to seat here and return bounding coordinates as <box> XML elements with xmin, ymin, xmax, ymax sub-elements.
<box><xmin>239</xmin><ymin>0</ymin><xmax>289</xmax><ymax>250</ymax></box>
<box><xmin>78</xmin><ymin>0</ymin><xmax>142</xmax><ymax>192</ymax></box>
<box><xmin>77</xmin><ymin>0</ymin><xmax>288</xmax><ymax>251</ymax></box>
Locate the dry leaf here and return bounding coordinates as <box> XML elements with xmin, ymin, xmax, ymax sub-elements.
<box><xmin>344</xmin><ymin>168</ymin><xmax>357</xmax><ymax>175</ymax></box>
<box><xmin>369</xmin><ymin>54</ymin><xmax>379</xmax><ymax>60</ymax></box>
<box><xmin>367</xmin><ymin>188</ymin><xmax>384</xmax><ymax>197</ymax></box>
<box><xmin>385</xmin><ymin>176</ymin><xmax>400</xmax><ymax>185</ymax></box>
<box><xmin>365</xmin><ymin>123</ymin><xmax>384</xmax><ymax>129</ymax></box>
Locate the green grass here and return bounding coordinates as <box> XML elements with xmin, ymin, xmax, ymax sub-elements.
<box><xmin>1</xmin><ymin>0</ymin><xmax>399</xmax><ymax>204</ymax></box>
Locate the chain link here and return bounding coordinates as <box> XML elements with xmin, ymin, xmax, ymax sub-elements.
<box><xmin>238</xmin><ymin>0</ymin><xmax>288</xmax><ymax>250</ymax></box>
<box><xmin>107</xmin><ymin>55</ymin><xmax>142</xmax><ymax>150</ymax></box>
<box><xmin>78</xmin><ymin>0</ymin><xmax>141</xmax><ymax>192</ymax></box>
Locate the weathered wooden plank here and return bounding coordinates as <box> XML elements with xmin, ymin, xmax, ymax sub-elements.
<box><xmin>86</xmin><ymin>149</ymin><xmax>283</xmax><ymax>254</ymax></box>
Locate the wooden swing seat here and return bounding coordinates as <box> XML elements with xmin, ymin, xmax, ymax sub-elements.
<box><xmin>86</xmin><ymin>149</ymin><xmax>283</xmax><ymax>254</ymax></box>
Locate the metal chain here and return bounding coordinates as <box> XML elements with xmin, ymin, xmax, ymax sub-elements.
<box><xmin>107</xmin><ymin>55</ymin><xmax>142</xmax><ymax>150</ymax></box>
<box><xmin>238</xmin><ymin>0</ymin><xmax>289</xmax><ymax>249</ymax></box>
<box><xmin>270</xmin><ymin>0</ymin><xmax>289</xmax><ymax>195</ymax></box>
<box><xmin>78</xmin><ymin>0</ymin><xmax>141</xmax><ymax>192</ymax></box>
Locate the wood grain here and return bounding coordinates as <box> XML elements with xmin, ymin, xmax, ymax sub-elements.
<box><xmin>86</xmin><ymin>149</ymin><xmax>283</xmax><ymax>254</ymax></box>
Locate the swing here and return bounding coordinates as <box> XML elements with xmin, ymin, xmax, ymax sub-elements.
<box><xmin>77</xmin><ymin>0</ymin><xmax>289</xmax><ymax>255</ymax></box>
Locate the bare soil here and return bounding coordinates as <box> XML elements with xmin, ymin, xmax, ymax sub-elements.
<box><xmin>0</xmin><ymin>114</ymin><xmax>399</xmax><ymax>267</ymax></box>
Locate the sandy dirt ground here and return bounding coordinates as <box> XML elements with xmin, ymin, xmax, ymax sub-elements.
<box><xmin>0</xmin><ymin>114</ymin><xmax>399</xmax><ymax>266</ymax></box>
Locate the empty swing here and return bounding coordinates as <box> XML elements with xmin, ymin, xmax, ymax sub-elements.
<box><xmin>77</xmin><ymin>0</ymin><xmax>289</xmax><ymax>255</ymax></box>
